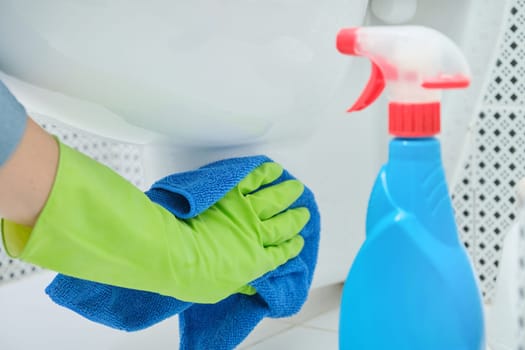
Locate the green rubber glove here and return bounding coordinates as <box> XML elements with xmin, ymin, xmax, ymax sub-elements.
<box><xmin>1</xmin><ymin>140</ymin><xmax>309</xmax><ymax>303</ymax></box>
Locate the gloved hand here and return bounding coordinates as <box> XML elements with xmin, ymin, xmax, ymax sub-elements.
<box><xmin>164</xmin><ymin>160</ymin><xmax>309</xmax><ymax>300</ymax></box>
<box><xmin>1</xmin><ymin>140</ymin><xmax>309</xmax><ymax>303</ymax></box>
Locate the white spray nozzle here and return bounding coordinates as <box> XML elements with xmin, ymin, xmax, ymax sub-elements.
<box><xmin>336</xmin><ymin>26</ymin><xmax>471</xmax><ymax>111</ymax></box>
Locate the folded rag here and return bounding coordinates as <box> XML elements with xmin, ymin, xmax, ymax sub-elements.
<box><xmin>45</xmin><ymin>155</ymin><xmax>320</xmax><ymax>350</ymax></box>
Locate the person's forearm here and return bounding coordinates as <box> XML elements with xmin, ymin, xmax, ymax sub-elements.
<box><xmin>0</xmin><ymin>118</ymin><xmax>59</xmax><ymax>226</ymax></box>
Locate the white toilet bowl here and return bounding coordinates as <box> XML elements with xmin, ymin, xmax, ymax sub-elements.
<box><xmin>0</xmin><ymin>0</ymin><xmax>368</xmax><ymax>146</ymax></box>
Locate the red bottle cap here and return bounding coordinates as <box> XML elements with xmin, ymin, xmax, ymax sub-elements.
<box><xmin>388</xmin><ymin>102</ymin><xmax>440</xmax><ymax>137</ymax></box>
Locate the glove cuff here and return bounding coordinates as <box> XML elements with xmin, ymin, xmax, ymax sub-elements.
<box><xmin>1</xmin><ymin>138</ymin><xmax>179</xmax><ymax>297</ymax></box>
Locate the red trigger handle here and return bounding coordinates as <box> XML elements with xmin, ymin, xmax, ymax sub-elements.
<box><xmin>348</xmin><ymin>62</ymin><xmax>386</xmax><ymax>112</ymax></box>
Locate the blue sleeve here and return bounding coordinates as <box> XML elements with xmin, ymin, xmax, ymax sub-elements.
<box><xmin>0</xmin><ymin>80</ymin><xmax>28</xmax><ymax>166</ymax></box>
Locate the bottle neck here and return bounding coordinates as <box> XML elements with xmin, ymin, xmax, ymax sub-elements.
<box><xmin>388</xmin><ymin>137</ymin><xmax>441</xmax><ymax>162</ymax></box>
<box><xmin>387</xmin><ymin>138</ymin><xmax>443</xmax><ymax>186</ymax></box>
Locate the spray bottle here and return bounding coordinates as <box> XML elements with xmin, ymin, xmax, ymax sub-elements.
<box><xmin>336</xmin><ymin>26</ymin><xmax>485</xmax><ymax>349</ymax></box>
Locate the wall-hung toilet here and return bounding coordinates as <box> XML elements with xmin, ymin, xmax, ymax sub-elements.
<box><xmin>0</xmin><ymin>0</ymin><xmax>370</xmax><ymax>146</ymax></box>
<box><xmin>0</xmin><ymin>0</ymin><xmax>495</xmax><ymax>348</ymax></box>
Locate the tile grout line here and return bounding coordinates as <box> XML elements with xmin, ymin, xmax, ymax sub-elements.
<box><xmin>238</xmin><ymin>324</ymin><xmax>297</xmax><ymax>349</ymax></box>
<box><xmin>296</xmin><ymin>324</ymin><xmax>339</xmax><ymax>333</ymax></box>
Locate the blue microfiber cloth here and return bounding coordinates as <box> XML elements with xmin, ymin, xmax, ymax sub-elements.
<box><xmin>45</xmin><ymin>155</ymin><xmax>320</xmax><ymax>350</ymax></box>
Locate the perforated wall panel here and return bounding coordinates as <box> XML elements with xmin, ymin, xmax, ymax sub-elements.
<box><xmin>451</xmin><ymin>0</ymin><xmax>525</xmax><ymax>301</ymax></box>
<box><xmin>0</xmin><ymin>114</ymin><xmax>145</xmax><ymax>286</ymax></box>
